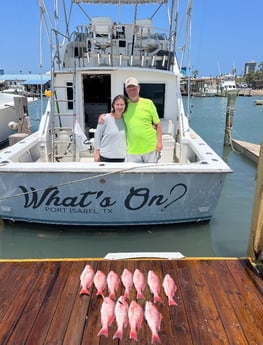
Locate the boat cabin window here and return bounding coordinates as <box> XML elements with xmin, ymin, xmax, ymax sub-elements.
<box><xmin>124</xmin><ymin>83</ymin><xmax>165</xmax><ymax>118</ymax></box>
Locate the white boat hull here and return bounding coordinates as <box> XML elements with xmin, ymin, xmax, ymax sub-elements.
<box><xmin>0</xmin><ymin>165</ymin><xmax>227</xmax><ymax>225</ymax></box>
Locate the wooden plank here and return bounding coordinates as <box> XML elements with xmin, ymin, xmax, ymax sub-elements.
<box><xmin>63</xmin><ymin>261</ymin><xmax>99</xmax><ymax>345</ymax></box>
<box><xmin>0</xmin><ymin>259</ymin><xmax>262</xmax><ymax>345</ymax></box>
<box><xmin>199</xmin><ymin>260</ymin><xmax>248</xmax><ymax>344</ymax></box>
<box><xmin>160</xmin><ymin>260</ymin><xmax>193</xmax><ymax>345</ymax></box>
<box><xmin>225</xmin><ymin>260</ymin><xmax>263</xmax><ymax>343</ymax></box>
<box><xmin>232</xmin><ymin>139</ymin><xmax>260</xmax><ymax>163</ymax></box>
<box><xmin>24</xmin><ymin>261</ymin><xmax>74</xmax><ymax>345</ymax></box>
<box><xmin>44</xmin><ymin>261</ymin><xmax>90</xmax><ymax>345</ymax></box>
<box><xmin>176</xmin><ymin>259</ymin><xmax>212</xmax><ymax>344</ymax></box>
<box><xmin>190</xmin><ymin>260</ymin><xmax>229</xmax><ymax>344</ymax></box>
<box><xmin>0</xmin><ymin>262</ymin><xmax>44</xmax><ymax>345</ymax></box>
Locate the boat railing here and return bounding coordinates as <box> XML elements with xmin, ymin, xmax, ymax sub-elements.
<box><xmin>61</xmin><ymin>20</ymin><xmax>173</xmax><ymax>71</ymax></box>
<box><xmin>64</xmin><ymin>50</ymin><xmax>172</xmax><ymax>70</ymax></box>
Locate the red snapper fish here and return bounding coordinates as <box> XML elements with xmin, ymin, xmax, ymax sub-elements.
<box><xmin>79</xmin><ymin>264</ymin><xmax>95</xmax><ymax>295</ymax></box>
<box><xmin>147</xmin><ymin>270</ymin><xmax>162</xmax><ymax>303</ymax></box>
<box><xmin>145</xmin><ymin>301</ymin><xmax>163</xmax><ymax>344</ymax></box>
<box><xmin>97</xmin><ymin>296</ymin><xmax>115</xmax><ymax>338</ymax></box>
<box><xmin>113</xmin><ymin>296</ymin><xmax>129</xmax><ymax>340</ymax></box>
<box><xmin>128</xmin><ymin>300</ymin><xmax>144</xmax><ymax>341</ymax></box>
<box><xmin>121</xmin><ymin>268</ymin><xmax>133</xmax><ymax>299</ymax></box>
<box><xmin>133</xmin><ymin>268</ymin><xmax>146</xmax><ymax>299</ymax></box>
<box><xmin>107</xmin><ymin>270</ymin><xmax>120</xmax><ymax>300</ymax></box>
<box><xmin>162</xmin><ymin>274</ymin><xmax>178</xmax><ymax>306</ymax></box>
<box><xmin>94</xmin><ymin>270</ymin><xmax>107</xmax><ymax>297</ymax></box>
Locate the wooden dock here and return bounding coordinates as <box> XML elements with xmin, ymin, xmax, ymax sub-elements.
<box><xmin>232</xmin><ymin>139</ymin><xmax>260</xmax><ymax>163</ymax></box>
<box><xmin>0</xmin><ymin>258</ymin><xmax>262</xmax><ymax>345</ymax></box>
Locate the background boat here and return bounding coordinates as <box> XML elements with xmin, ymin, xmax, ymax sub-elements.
<box><xmin>0</xmin><ymin>93</ymin><xmax>18</xmax><ymax>146</ymax></box>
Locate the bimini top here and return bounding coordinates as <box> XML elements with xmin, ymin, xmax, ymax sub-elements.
<box><xmin>73</xmin><ymin>0</ymin><xmax>166</xmax><ymax>4</ymax></box>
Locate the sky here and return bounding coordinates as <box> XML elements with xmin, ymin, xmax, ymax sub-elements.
<box><xmin>0</xmin><ymin>0</ymin><xmax>262</xmax><ymax>77</ymax></box>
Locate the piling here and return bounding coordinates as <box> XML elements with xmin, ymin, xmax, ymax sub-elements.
<box><xmin>224</xmin><ymin>92</ymin><xmax>237</xmax><ymax>146</ymax></box>
<box><xmin>247</xmin><ymin>140</ymin><xmax>263</xmax><ymax>265</ymax></box>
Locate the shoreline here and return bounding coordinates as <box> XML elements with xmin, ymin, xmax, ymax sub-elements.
<box><xmin>239</xmin><ymin>89</ymin><xmax>263</xmax><ymax>96</ymax></box>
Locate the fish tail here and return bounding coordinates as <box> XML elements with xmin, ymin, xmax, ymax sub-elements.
<box><xmin>109</xmin><ymin>289</ymin><xmax>116</xmax><ymax>299</ymax></box>
<box><xmin>152</xmin><ymin>332</ymin><xmax>161</xmax><ymax>344</ymax></box>
<box><xmin>97</xmin><ymin>326</ymin><xmax>108</xmax><ymax>338</ymax></box>
<box><xmin>137</xmin><ymin>291</ymin><xmax>144</xmax><ymax>299</ymax></box>
<box><xmin>79</xmin><ymin>288</ymin><xmax>90</xmax><ymax>295</ymax></box>
<box><xmin>154</xmin><ymin>294</ymin><xmax>162</xmax><ymax>303</ymax></box>
<box><xmin>96</xmin><ymin>290</ymin><xmax>104</xmax><ymax>297</ymax></box>
<box><xmin>113</xmin><ymin>328</ymin><xmax>123</xmax><ymax>340</ymax></box>
<box><xmin>129</xmin><ymin>328</ymin><xmax>138</xmax><ymax>341</ymax></box>
<box><xmin>169</xmin><ymin>297</ymin><xmax>178</xmax><ymax>306</ymax></box>
<box><xmin>124</xmin><ymin>289</ymin><xmax>130</xmax><ymax>299</ymax></box>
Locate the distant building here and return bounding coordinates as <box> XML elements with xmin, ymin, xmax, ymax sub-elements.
<box><xmin>244</xmin><ymin>61</ymin><xmax>256</xmax><ymax>75</ymax></box>
<box><xmin>0</xmin><ymin>73</ymin><xmax>50</xmax><ymax>95</ymax></box>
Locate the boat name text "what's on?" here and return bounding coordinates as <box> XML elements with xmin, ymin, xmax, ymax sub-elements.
<box><xmin>18</xmin><ymin>184</ymin><xmax>187</xmax><ymax>213</ymax></box>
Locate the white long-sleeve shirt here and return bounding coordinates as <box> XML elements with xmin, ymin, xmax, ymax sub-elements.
<box><xmin>94</xmin><ymin>113</ymin><xmax>127</xmax><ymax>159</ymax></box>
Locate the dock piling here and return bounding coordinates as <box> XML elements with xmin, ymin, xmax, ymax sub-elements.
<box><xmin>224</xmin><ymin>92</ymin><xmax>237</xmax><ymax>146</ymax></box>
<box><xmin>247</xmin><ymin>140</ymin><xmax>263</xmax><ymax>265</ymax></box>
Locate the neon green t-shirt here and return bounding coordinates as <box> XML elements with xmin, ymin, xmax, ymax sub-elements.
<box><xmin>124</xmin><ymin>97</ymin><xmax>160</xmax><ymax>154</ymax></box>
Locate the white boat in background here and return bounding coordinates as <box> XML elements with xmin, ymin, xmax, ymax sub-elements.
<box><xmin>0</xmin><ymin>0</ymin><xmax>232</xmax><ymax>226</ymax></box>
<box><xmin>0</xmin><ymin>93</ymin><xmax>18</xmax><ymax>146</ymax></box>
<box><xmin>0</xmin><ymin>93</ymin><xmax>35</xmax><ymax>146</ymax></box>
<box><xmin>219</xmin><ymin>74</ymin><xmax>237</xmax><ymax>96</ymax></box>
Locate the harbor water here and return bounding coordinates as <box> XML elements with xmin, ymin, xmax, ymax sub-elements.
<box><xmin>0</xmin><ymin>95</ymin><xmax>262</xmax><ymax>259</ymax></box>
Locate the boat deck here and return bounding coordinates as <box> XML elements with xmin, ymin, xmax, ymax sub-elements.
<box><xmin>0</xmin><ymin>258</ymin><xmax>262</xmax><ymax>344</ymax></box>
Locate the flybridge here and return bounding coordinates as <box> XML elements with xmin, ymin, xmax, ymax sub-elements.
<box><xmin>40</xmin><ymin>0</ymin><xmax>192</xmax><ymax>73</ymax></box>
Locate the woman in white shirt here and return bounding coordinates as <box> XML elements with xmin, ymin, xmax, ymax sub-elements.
<box><xmin>94</xmin><ymin>95</ymin><xmax>128</xmax><ymax>162</ymax></box>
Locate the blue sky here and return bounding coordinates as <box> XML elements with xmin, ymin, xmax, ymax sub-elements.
<box><xmin>0</xmin><ymin>0</ymin><xmax>262</xmax><ymax>77</ymax></box>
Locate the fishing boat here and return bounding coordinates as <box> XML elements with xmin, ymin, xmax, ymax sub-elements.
<box><xmin>0</xmin><ymin>92</ymin><xmax>34</xmax><ymax>147</ymax></box>
<box><xmin>218</xmin><ymin>74</ymin><xmax>237</xmax><ymax>96</ymax></box>
<box><xmin>0</xmin><ymin>93</ymin><xmax>18</xmax><ymax>146</ymax></box>
<box><xmin>0</xmin><ymin>0</ymin><xmax>232</xmax><ymax>226</ymax></box>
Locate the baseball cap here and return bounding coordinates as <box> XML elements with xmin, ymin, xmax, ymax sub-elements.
<box><xmin>125</xmin><ymin>77</ymin><xmax>139</xmax><ymax>88</ymax></box>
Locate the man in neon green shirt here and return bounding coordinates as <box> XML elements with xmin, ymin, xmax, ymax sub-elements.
<box><xmin>124</xmin><ymin>77</ymin><xmax>163</xmax><ymax>163</ymax></box>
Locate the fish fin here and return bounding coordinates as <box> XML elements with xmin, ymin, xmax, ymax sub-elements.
<box><xmin>168</xmin><ymin>297</ymin><xmax>178</xmax><ymax>306</ymax></box>
<box><xmin>109</xmin><ymin>314</ymin><xmax>115</xmax><ymax>326</ymax></box>
<box><xmin>97</xmin><ymin>326</ymin><xmax>108</xmax><ymax>338</ymax></box>
<box><xmin>80</xmin><ymin>288</ymin><xmax>90</xmax><ymax>295</ymax></box>
<box><xmin>113</xmin><ymin>328</ymin><xmax>123</xmax><ymax>340</ymax></box>
<box><xmin>129</xmin><ymin>329</ymin><xmax>138</xmax><ymax>341</ymax></box>
<box><xmin>154</xmin><ymin>295</ymin><xmax>162</xmax><ymax>303</ymax></box>
<box><xmin>138</xmin><ymin>318</ymin><xmax>143</xmax><ymax>328</ymax></box>
<box><xmin>124</xmin><ymin>289</ymin><xmax>130</xmax><ymax>299</ymax></box>
<box><xmin>109</xmin><ymin>291</ymin><xmax>116</xmax><ymax>300</ymax></box>
<box><xmin>152</xmin><ymin>332</ymin><xmax>161</xmax><ymax>344</ymax></box>
<box><xmin>137</xmin><ymin>291</ymin><xmax>144</xmax><ymax>299</ymax></box>
<box><xmin>96</xmin><ymin>290</ymin><xmax>104</xmax><ymax>297</ymax></box>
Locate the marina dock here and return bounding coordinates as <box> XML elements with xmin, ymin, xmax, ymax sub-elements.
<box><xmin>232</xmin><ymin>139</ymin><xmax>260</xmax><ymax>163</ymax></box>
<box><xmin>0</xmin><ymin>258</ymin><xmax>262</xmax><ymax>344</ymax></box>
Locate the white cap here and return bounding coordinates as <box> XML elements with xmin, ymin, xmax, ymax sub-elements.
<box><xmin>125</xmin><ymin>77</ymin><xmax>139</xmax><ymax>88</ymax></box>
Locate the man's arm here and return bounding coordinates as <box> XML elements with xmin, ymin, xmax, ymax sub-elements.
<box><xmin>155</xmin><ymin>122</ymin><xmax>163</xmax><ymax>152</ymax></box>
